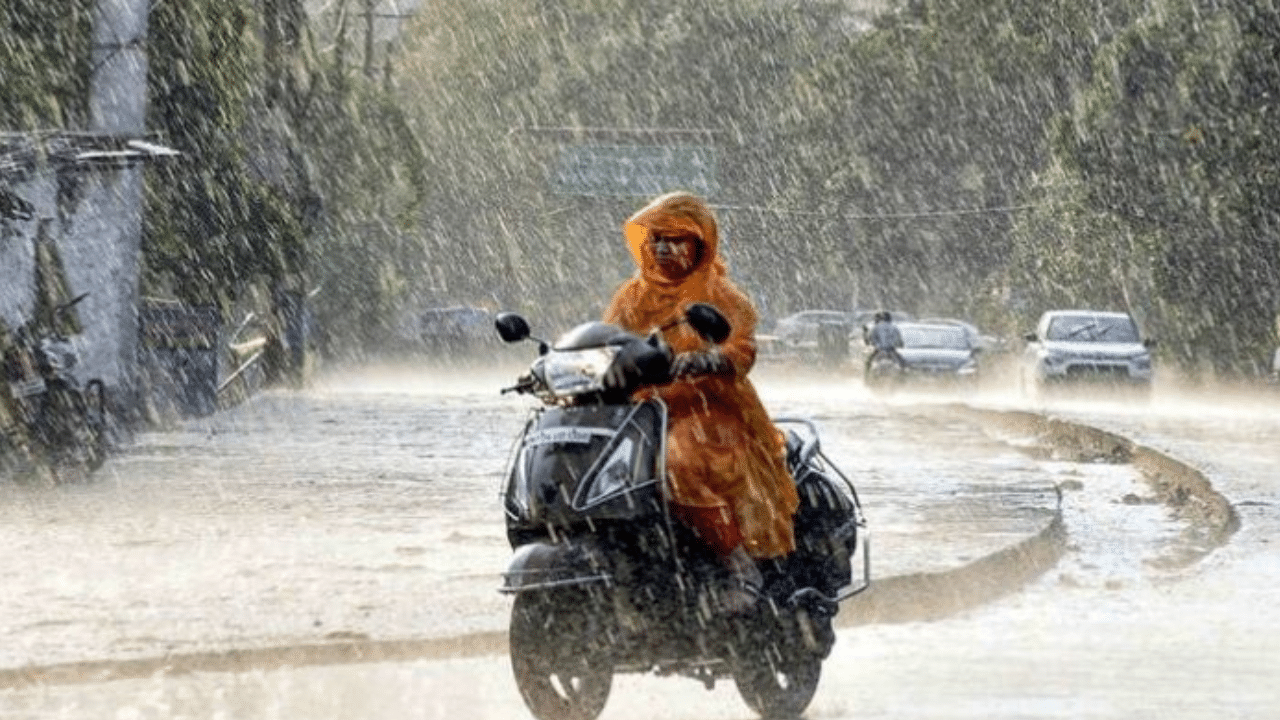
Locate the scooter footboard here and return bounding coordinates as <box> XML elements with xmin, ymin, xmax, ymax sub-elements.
<box><xmin>499</xmin><ymin>540</ymin><xmax>613</xmax><ymax>593</ymax></box>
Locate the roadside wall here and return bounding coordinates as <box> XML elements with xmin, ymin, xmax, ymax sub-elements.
<box><xmin>1</xmin><ymin>140</ymin><xmax>147</xmax><ymax>415</ymax></box>
<box><xmin>57</xmin><ymin>166</ymin><xmax>145</xmax><ymax>399</ymax></box>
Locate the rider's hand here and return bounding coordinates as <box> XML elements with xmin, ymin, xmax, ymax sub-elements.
<box><xmin>606</xmin><ymin>333</ymin><xmax>678</xmax><ymax>390</ymax></box>
<box><xmin>647</xmin><ymin>331</ymin><xmax>674</xmax><ymax>367</ymax></box>
<box><xmin>602</xmin><ymin>359</ymin><xmax>632</xmax><ymax>391</ymax></box>
<box><xmin>671</xmin><ymin>349</ymin><xmax>732</xmax><ymax>378</ymax></box>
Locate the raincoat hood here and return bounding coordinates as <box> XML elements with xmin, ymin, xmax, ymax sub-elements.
<box><xmin>623</xmin><ymin>191</ymin><xmax>727</xmax><ymax>286</ymax></box>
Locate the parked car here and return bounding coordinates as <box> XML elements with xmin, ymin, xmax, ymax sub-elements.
<box><xmin>420</xmin><ymin>306</ymin><xmax>492</xmax><ymax>353</ymax></box>
<box><xmin>1020</xmin><ymin>309</ymin><xmax>1155</xmax><ymax>399</ymax></box>
<box><xmin>772</xmin><ymin>310</ymin><xmax>857</xmax><ymax>347</ymax></box>
<box><xmin>864</xmin><ymin>321</ymin><xmax>980</xmax><ymax>392</ymax></box>
<box><xmin>767</xmin><ymin>309</ymin><xmax>862</xmax><ymax>365</ymax></box>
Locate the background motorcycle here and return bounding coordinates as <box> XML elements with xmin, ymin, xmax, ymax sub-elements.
<box><xmin>494</xmin><ymin>303</ymin><xmax>869</xmax><ymax>720</ymax></box>
<box><xmin>2</xmin><ymin>293</ymin><xmax>108</xmax><ymax>478</ymax></box>
<box><xmin>864</xmin><ymin>349</ymin><xmax>904</xmax><ymax>395</ymax></box>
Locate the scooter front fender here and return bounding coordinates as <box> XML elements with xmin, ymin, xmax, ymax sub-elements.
<box><xmin>499</xmin><ymin>540</ymin><xmax>613</xmax><ymax>594</ymax></box>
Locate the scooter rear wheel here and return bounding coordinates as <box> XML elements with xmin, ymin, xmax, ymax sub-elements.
<box><xmin>509</xmin><ymin>589</ymin><xmax>613</xmax><ymax>720</ymax></box>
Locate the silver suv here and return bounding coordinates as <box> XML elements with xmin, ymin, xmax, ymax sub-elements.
<box><xmin>1021</xmin><ymin>310</ymin><xmax>1155</xmax><ymax>398</ymax></box>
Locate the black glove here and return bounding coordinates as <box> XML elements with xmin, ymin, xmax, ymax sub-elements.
<box><xmin>671</xmin><ymin>348</ymin><xmax>733</xmax><ymax>378</ymax></box>
<box><xmin>603</xmin><ymin>333</ymin><xmax>675</xmax><ymax>391</ymax></box>
<box><xmin>646</xmin><ymin>331</ymin><xmax>674</xmax><ymax>368</ymax></box>
<box><xmin>602</xmin><ymin>352</ymin><xmax>637</xmax><ymax>391</ymax></box>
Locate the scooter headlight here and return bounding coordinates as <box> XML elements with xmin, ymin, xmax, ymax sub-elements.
<box><xmin>542</xmin><ymin>347</ymin><xmax>619</xmax><ymax>396</ymax></box>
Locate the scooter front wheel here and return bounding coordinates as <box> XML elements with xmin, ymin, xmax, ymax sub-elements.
<box><xmin>509</xmin><ymin>588</ymin><xmax>613</xmax><ymax>720</ymax></box>
<box><xmin>734</xmin><ymin>644</ymin><xmax>822</xmax><ymax>719</ymax></box>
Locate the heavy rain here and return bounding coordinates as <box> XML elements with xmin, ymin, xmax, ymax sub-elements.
<box><xmin>2</xmin><ymin>1</ymin><xmax>1279</xmax><ymax>719</ymax></box>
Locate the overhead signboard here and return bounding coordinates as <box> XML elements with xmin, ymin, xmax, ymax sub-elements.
<box><xmin>553</xmin><ymin>144</ymin><xmax>717</xmax><ymax>197</ymax></box>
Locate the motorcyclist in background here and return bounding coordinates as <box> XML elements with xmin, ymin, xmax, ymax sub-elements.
<box><xmin>864</xmin><ymin>310</ymin><xmax>904</xmax><ymax>372</ymax></box>
<box><xmin>602</xmin><ymin>191</ymin><xmax>799</xmax><ymax>613</ymax></box>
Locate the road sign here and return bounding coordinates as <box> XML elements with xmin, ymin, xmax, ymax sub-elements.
<box><xmin>553</xmin><ymin>144</ymin><xmax>717</xmax><ymax>197</ymax></box>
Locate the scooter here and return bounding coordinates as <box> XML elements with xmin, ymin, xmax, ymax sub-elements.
<box><xmin>2</xmin><ymin>293</ymin><xmax>108</xmax><ymax>477</ymax></box>
<box><xmin>863</xmin><ymin>349</ymin><xmax>903</xmax><ymax>395</ymax></box>
<box><xmin>494</xmin><ymin>303</ymin><xmax>869</xmax><ymax>720</ymax></box>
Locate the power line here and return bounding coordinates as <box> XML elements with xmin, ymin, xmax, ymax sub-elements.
<box><xmin>89</xmin><ymin>37</ymin><xmax>145</xmax><ymax>77</ymax></box>
<box><xmin>510</xmin><ymin>126</ymin><xmax>721</xmax><ymax>139</ymax></box>
<box><xmin>711</xmin><ymin>201</ymin><xmax>1040</xmax><ymax>220</ymax></box>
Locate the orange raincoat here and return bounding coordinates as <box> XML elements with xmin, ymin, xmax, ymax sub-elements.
<box><xmin>604</xmin><ymin>192</ymin><xmax>798</xmax><ymax>559</ymax></box>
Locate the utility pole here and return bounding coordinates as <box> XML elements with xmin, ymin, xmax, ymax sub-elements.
<box><xmin>364</xmin><ymin>0</ymin><xmax>376</xmax><ymax>79</ymax></box>
<box><xmin>359</xmin><ymin>1</ymin><xmax>418</xmax><ymax>82</ymax></box>
<box><xmin>90</xmin><ymin>0</ymin><xmax>149</xmax><ymax>133</ymax></box>
<box><xmin>88</xmin><ymin>0</ymin><xmax>151</xmax><ymax>418</ymax></box>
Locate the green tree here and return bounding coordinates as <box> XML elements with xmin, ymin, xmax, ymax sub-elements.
<box><xmin>0</xmin><ymin>0</ymin><xmax>93</xmax><ymax>129</ymax></box>
<box><xmin>139</xmin><ymin>0</ymin><xmax>428</xmax><ymax>351</ymax></box>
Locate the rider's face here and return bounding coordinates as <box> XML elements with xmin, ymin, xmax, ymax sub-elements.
<box><xmin>649</xmin><ymin>231</ymin><xmax>700</xmax><ymax>278</ymax></box>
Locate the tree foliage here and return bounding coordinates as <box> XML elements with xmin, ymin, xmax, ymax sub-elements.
<box><xmin>396</xmin><ymin>0</ymin><xmax>1280</xmax><ymax>376</ymax></box>
<box><xmin>3</xmin><ymin>0</ymin><xmax>429</xmax><ymax>352</ymax></box>
<box><xmin>1030</xmin><ymin>0</ymin><xmax>1280</xmax><ymax>373</ymax></box>
<box><xmin>394</xmin><ymin>0</ymin><xmax>853</xmax><ymax>318</ymax></box>
<box><xmin>138</xmin><ymin>0</ymin><xmax>428</xmax><ymax>350</ymax></box>
<box><xmin>7</xmin><ymin>0</ymin><xmax>1280</xmax><ymax>374</ymax></box>
<box><xmin>0</xmin><ymin>0</ymin><xmax>93</xmax><ymax>129</ymax></box>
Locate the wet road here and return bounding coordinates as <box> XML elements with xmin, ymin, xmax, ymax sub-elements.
<box><xmin>1</xmin><ymin>363</ymin><xmax>1274</xmax><ymax>719</ymax></box>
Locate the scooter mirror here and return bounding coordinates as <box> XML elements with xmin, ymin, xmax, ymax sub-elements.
<box><xmin>494</xmin><ymin>312</ymin><xmax>531</xmax><ymax>343</ymax></box>
<box><xmin>685</xmin><ymin>303</ymin><xmax>731</xmax><ymax>344</ymax></box>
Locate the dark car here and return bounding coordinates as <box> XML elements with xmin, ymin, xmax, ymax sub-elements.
<box><xmin>916</xmin><ymin>317</ymin><xmax>1002</xmax><ymax>353</ymax></box>
<box><xmin>865</xmin><ymin>322</ymin><xmax>980</xmax><ymax>392</ymax></box>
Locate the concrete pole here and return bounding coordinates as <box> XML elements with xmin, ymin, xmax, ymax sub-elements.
<box><xmin>85</xmin><ymin>0</ymin><xmax>150</xmax><ymax>422</ymax></box>
<box><xmin>90</xmin><ymin>0</ymin><xmax>150</xmax><ymax>133</ymax></box>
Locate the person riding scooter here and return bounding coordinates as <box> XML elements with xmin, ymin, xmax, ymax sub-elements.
<box><xmin>864</xmin><ymin>310</ymin><xmax>904</xmax><ymax>373</ymax></box>
<box><xmin>602</xmin><ymin>191</ymin><xmax>799</xmax><ymax>613</ymax></box>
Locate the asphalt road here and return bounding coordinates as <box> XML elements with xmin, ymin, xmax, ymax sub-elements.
<box><xmin>0</xmin><ymin>364</ymin><xmax>1272</xmax><ymax>719</ymax></box>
